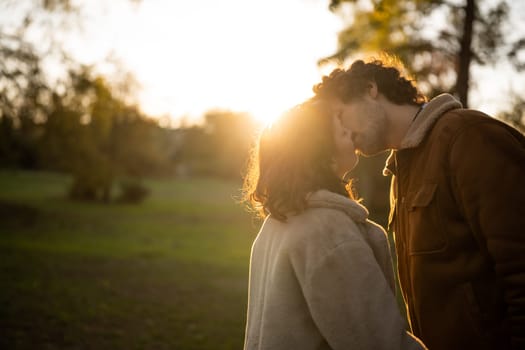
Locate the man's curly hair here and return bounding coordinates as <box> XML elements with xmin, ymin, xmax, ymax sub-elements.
<box><xmin>313</xmin><ymin>58</ymin><xmax>427</xmax><ymax>106</ymax></box>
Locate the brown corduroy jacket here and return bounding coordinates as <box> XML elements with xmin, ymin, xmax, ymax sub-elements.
<box><xmin>385</xmin><ymin>94</ymin><xmax>525</xmax><ymax>350</ymax></box>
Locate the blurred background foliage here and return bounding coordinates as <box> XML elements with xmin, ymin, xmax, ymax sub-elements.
<box><xmin>0</xmin><ymin>0</ymin><xmax>257</xmax><ymax>203</ymax></box>
<box><xmin>324</xmin><ymin>0</ymin><xmax>525</xmax><ymax>108</ymax></box>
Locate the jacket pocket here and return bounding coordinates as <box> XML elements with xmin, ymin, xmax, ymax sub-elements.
<box><xmin>406</xmin><ymin>183</ymin><xmax>447</xmax><ymax>255</ymax></box>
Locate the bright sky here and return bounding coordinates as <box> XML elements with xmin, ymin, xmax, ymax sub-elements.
<box><xmin>64</xmin><ymin>0</ymin><xmax>342</xmax><ymax>126</ymax></box>
<box><xmin>4</xmin><ymin>0</ymin><xmax>525</xmax><ymax>126</ymax></box>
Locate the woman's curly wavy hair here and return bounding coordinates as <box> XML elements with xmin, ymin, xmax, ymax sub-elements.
<box><xmin>242</xmin><ymin>99</ymin><xmax>353</xmax><ymax>221</ymax></box>
<box><xmin>313</xmin><ymin>57</ymin><xmax>427</xmax><ymax>106</ymax></box>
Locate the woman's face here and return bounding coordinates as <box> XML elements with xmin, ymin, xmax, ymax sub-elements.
<box><xmin>332</xmin><ymin>113</ymin><xmax>358</xmax><ymax>178</ymax></box>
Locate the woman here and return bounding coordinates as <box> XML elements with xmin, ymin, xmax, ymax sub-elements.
<box><xmin>242</xmin><ymin>100</ymin><xmax>426</xmax><ymax>350</ymax></box>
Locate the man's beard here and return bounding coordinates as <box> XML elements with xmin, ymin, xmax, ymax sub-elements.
<box><xmin>353</xmin><ymin>117</ymin><xmax>389</xmax><ymax>157</ymax></box>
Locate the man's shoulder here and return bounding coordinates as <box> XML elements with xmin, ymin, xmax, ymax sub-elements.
<box><xmin>427</xmin><ymin>108</ymin><xmax>525</xmax><ymax>157</ymax></box>
<box><xmin>434</xmin><ymin>108</ymin><xmax>524</xmax><ymax>139</ymax></box>
<box><xmin>436</xmin><ymin>108</ymin><xmax>494</xmax><ymax>128</ymax></box>
<box><xmin>430</xmin><ymin>108</ymin><xmax>517</xmax><ymax>140</ymax></box>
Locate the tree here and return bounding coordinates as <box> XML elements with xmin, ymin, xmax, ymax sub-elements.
<box><xmin>0</xmin><ymin>33</ymin><xmax>51</xmax><ymax>168</ymax></box>
<box><xmin>0</xmin><ymin>36</ymin><xmax>175</xmax><ymax>202</ymax></box>
<box><xmin>0</xmin><ymin>0</ymin><xmax>143</xmax><ymax>106</ymax></box>
<box><xmin>40</xmin><ymin>67</ymin><xmax>176</xmax><ymax>202</ymax></box>
<box><xmin>498</xmin><ymin>95</ymin><xmax>525</xmax><ymax>134</ymax></box>
<box><xmin>0</xmin><ymin>0</ymin><xmax>174</xmax><ymax>203</ymax></box>
<box><xmin>323</xmin><ymin>0</ymin><xmax>525</xmax><ymax>108</ymax></box>
<box><xmin>176</xmin><ymin>110</ymin><xmax>258</xmax><ymax>179</ymax></box>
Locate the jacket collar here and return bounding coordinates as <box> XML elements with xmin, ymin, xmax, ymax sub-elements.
<box><xmin>400</xmin><ymin>93</ymin><xmax>462</xmax><ymax>149</ymax></box>
<box><xmin>383</xmin><ymin>93</ymin><xmax>462</xmax><ymax>176</ymax></box>
<box><xmin>307</xmin><ymin>190</ymin><xmax>369</xmax><ymax>223</ymax></box>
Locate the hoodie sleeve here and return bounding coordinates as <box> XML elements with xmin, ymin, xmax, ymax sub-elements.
<box><xmin>450</xmin><ymin>120</ymin><xmax>525</xmax><ymax>349</ymax></box>
<box><xmin>301</xmin><ymin>237</ymin><xmax>427</xmax><ymax>350</ymax></box>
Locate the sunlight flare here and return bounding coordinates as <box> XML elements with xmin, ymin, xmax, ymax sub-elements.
<box><xmin>84</xmin><ymin>0</ymin><xmax>342</xmax><ymax>125</ymax></box>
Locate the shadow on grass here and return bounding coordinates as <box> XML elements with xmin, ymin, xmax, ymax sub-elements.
<box><xmin>0</xmin><ymin>200</ymin><xmax>40</xmax><ymax>228</ymax></box>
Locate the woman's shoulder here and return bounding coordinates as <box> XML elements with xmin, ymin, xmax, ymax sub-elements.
<box><xmin>301</xmin><ymin>194</ymin><xmax>389</xmax><ymax>251</ymax></box>
<box><xmin>281</xmin><ymin>191</ymin><xmax>369</xmax><ymax>250</ymax></box>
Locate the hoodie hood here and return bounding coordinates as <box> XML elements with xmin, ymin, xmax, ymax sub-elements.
<box><xmin>306</xmin><ymin>190</ymin><xmax>369</xmax><ymax>223</ymax></box>
<box><xmin>400</xmin><ymin>93</ymin><xmax>462</xmax><ymax>149</ymax></box>
<box><xmin>383</xmin><ymin>93</ymin><xmax>462</xmax><ymax>176</ymax></box>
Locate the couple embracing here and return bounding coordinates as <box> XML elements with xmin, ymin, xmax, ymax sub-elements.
<box><xmin>242</xmin><ymin>58</ymin><xmax>525</xmax><ymax>350</ymax></box>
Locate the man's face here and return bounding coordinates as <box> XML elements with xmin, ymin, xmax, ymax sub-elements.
<box><xmin>331</xmin><ymin>96</ymin><xmax>389</xmax><ymax>156</ymax></box>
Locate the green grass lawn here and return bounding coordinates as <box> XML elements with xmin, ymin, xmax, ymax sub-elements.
<box><xmin>0</xmin><ymin>170</ymin><xmax>259</xmax><ymax>350</ymax></box>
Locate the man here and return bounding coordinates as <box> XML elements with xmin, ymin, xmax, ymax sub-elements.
<box><xmin>313</xmin><ymin>58</ymin><xmax>525</xmax><ymax>350</ymax></box>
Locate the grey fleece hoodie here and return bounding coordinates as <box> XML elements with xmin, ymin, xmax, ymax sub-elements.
<box><xmin>244</xmin><ymin>190</ymin><xmax>426</xmax><ymax>350</ymax></box>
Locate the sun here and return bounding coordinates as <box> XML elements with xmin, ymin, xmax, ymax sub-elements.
<box><xmin>99</xmin><ymin>0</ymin><xmax>341</xmax><ymax>127</ymax></box>
<box><xmin>239</xmin><ymin>87</ymin><xmax>314</xmax><ymax>128</ymax></box>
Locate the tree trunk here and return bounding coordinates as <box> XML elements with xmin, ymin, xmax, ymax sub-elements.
<box><xmin>456</xmin><ymin>0</ymin><xmax>475</xmax><ymax>107</ymax></box>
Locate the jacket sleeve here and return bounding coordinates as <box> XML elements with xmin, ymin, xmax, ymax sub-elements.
<box><xmin>301</xmin><ymin>237</ymin><xmax>427</xmax><ymax>350</ymax></box>
<box><xmin>449</xmin><ymin>121</ymin><xmax>525</xmax><ymax>349</ymax></box>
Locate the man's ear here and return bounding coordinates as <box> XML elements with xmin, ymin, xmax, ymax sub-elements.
<box><xmin>367</xmin><ymin>81</ymin><xmax>378</xmax><ymax>99</ymax></box>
